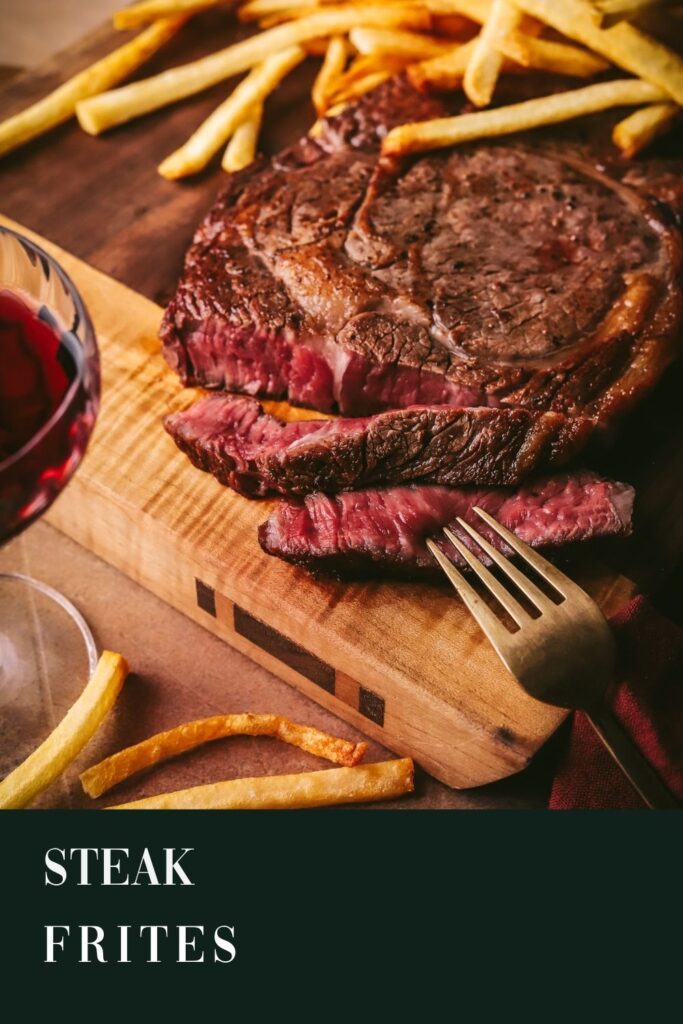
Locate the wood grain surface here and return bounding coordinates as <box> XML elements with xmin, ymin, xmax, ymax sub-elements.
<box><xmin>0</xmin><ymin>12</ymin><xmax>681</xmax><ymax>789</ymax></box>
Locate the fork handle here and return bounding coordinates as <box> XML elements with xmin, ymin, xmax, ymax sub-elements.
<box><xmin>585</xmin><ymin>706</ymin><xmax>680</xmax><ymax>810</ymax></box>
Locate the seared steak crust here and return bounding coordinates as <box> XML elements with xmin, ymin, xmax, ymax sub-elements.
<box><xmin>161</xmin><ymin>76</ymin><xmax>683</xmax><ymax>422</ymax></box>
<box><xmin>257</xmin><ymin>471</ymin><xmax>635</xmax><ymax>581</ymax></box>
<box><xmin>164</xmin><ymin>393</ymin><xmax>593</xmax><ymax>495</ymax></box>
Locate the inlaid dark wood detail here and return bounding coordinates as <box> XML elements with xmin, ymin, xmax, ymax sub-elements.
<box><xmin>195</xmin><ymin>577</ymin><xmax>216</xmax><ymax>617</ymax></box>
<box><xmin>359</xmin><ymin>687</ymin><xmax>385</xmax><ymax>727</ymax></box>
<box><xmin>234</xmin><ymin>605</ymin><xmax>335</xmax><ymax>693</ymax></box>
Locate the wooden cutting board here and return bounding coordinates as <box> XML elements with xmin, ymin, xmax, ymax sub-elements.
<box><xmin>1</xmin><ymin>12</ymin><xmax>681</xmax><ymax>787</ymax></box>
<box><xmin>0</xmin><ymin>212</ymin><xmax>638</xmax><ymax>787</ymax></box>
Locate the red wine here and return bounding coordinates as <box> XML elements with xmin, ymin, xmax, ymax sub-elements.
<box><xmin>0</xmin><ymin>289</ymin><xmax>72</xmax><ymax>461</ymax></box>
<box><xmin>0</xmin><ymin>288</ymin><xmax>96</xmax><ymax>542</ymax></box>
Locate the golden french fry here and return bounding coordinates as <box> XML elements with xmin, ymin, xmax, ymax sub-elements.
<box><xmin>593</xmin><ymin>0</ymin><xmax>670</xmax><ymax>28</ymax></box>
<box><xmin>431</xmin><ymin>13</ymin><xmax>481</xmax><ymax>37</ymax></box>
<box><xmin>80</xmin><ymin>712</ymin><xmax>368</xmax><ymax>798</ymax></box>
<box><xmin>0</xmin><ymin>652</ymin><xmax>128</xmax><ymax>810</ymax></box>
<box><xmin>323</xmin><ymin>100</ymin><xmax>347</xmax><ymax>116</ymax></box>
<box><xmin>222</xmin><ymin>101</ymin><xmax>263</xmax><ymax>169</ymax></box>
<box><xmin>239</xmin><ymin>0</ymin><xmax>417</xmax><ymax>18</ymax></box>
<box><xmin>159</xmin><ymin>45</ymin><xmax>304</xmax><ymax>178</ymax></box>
<box><xmin>0</xmin><ymin>18</ymin><xmax>184</xmax><ymax>159</ymax></box>
<box><xmin>328</xmin><ymin>50</ymin><xmax>413</xmax><ymax>104</ymax></box>
<box><xmin>501</xmin><ymin>31</ymin><xmax>610</xmax><ymax>76</ymax></box>
<box><xmin>257</xmin><ymin>6</ymin><xmax>320</xmax><ymax>27</ymax></box>
<box><xmin>309</xmin><ymin>98</ymin><xmax>347</xmax><ymax>134</ymax></box>
<box><xmin>423</xmin><ymin>0</ymin><xmax>491</xmax><ymax>22</ymax></box>
<box><xmin>107</xmin><ymin>758</ymin><xmax>415</xmax><ymax>810</ymax></box>
<box><xmin>408</xmin><ymin>38</ymin><xmax>477</xmax><ymax>89</ymax></box>
<box><xmin>238</xmin><ymin>0</ymin><xmax>322</xmax><ymax>21</ymax></box>
<box><xmin>509</xmin><ymin>0</ymin><xmax>683</xmax><ymax>104</ymax></box>
<box><xmin>612</xmin><ymin>100</ymin><xmax>679</xmax><ymax>156</ymax></box>
<box><xmin>349</xmin><ymin>26</ymin><xmax>453</xmax><ymax>59</ymax></box>
<box><xmin>114</xmin><ymin>0</ymin><xmax>227</xmax><ymax>29</ymax></box>
<box><xmin>77</xmin><ymin>5</ymin><xmax>430</xmax><ymax>134</ymax></box>
<box><xmin>330</xmin><ymin>69</ymin><xmax>395</xmax><ymax>103</ymax></box>
<box><xmin>312</xmin><ymin>35</ymin><xmax>348</xmax><ymax>115</ymax></box>
<box><xmin>333</xmin><ymin>51</ymin><xmax>408</xmax><ymax>86</ymax></box>
<box><xmin>464</xmin><ymin>0</ymin><xmax>523</xmax><ymax>106</ymax></box>
<box><xmin>383</xmin><ymin>77</ymin><xmax>667</xmax><ymax>154</ymax></box>
<box><xmin>304</xmin><ymin>38</ymin><xmax>333</xmax><ymax>57</ymax></box>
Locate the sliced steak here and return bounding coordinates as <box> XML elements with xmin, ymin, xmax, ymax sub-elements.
<box><xmin>164</xmin><ymin>393</ymin><xmax>593</xmax><ymax>496</ymax></box>
<box><xmin>161</xmin><ymin>75</ymin><xmax>683</xmax><ymax>423</ymax></box>
<box><xmin>258</xmin><ymin>471</ymin><xmax>634</xmax><ymax>581</ymax></box>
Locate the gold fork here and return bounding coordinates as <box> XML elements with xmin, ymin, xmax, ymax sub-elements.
<box><xmin>426</xmin><ymin>509</ymin><xmax>679</xmax><ymax>810</ymax></box>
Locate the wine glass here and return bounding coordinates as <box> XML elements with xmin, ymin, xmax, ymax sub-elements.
<box><xmin>0</xmin><ymin>226</ymin><xmax>100</xmax><ymax>740</ymax></box>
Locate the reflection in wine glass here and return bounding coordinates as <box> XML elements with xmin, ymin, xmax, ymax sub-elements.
<box><xmin>0</xmin><ymin>226</ymin><xmax>101</xmax><ymax>717</ymax></box>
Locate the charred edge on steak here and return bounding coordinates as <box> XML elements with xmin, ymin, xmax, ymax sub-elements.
<box><xmin>257</xmin><ymin>471</ymin><xmax>635</xmax><ymax>581</ymax></box>
<box><xmin>160</xmin><ymin>75</ymin><xmax>683</xmax><ymax>423</ymax></box>
<box><xmin>164</xmin><ymin>393</ymin><xmax>595</xmax><ymax>496</ymax></box>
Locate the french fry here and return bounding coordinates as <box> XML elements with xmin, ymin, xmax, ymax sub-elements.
<box><xmin>328</xmin><ymin>51</ymin><xmax>412</xmax><ymax>103</ymax></box>
<box><xmin>383</xmin><ymin>77</ymin><xmax>667</xmax><ymax>154</ymax></box>
<box><xmin>501</xmin><ymin>31</ymin><xmax>610</xmax><ymax>76</ymax></box>
<box><xmin>309</xmin><ymin>98</ymin><xmax>347</xmax><ymax>134</ymax></box>
<box><xmin>464</xmin><ymin>0</ymin><xmax>523</xmax><ymax>107</ymax></box>
<box><xmin>423</xmin><ymin>0</ymin><xmax>491</xmax><ymax>22</ymax></box>
<box><xmin>408</xmin><ymin>38</ymin><xmax>478</xmax><ymax>89</ymax></box>
<box><xmin>304</xmin><ymin>38</ymin><xmax>333</xmax><ymax>56</ymax></box>
<box><xmin>222</xmin><ymin>101</ymin><xmax>263</xmax><ymax>169</ymax></box>
<box><xmin>239</xmin><ymin>0</ymin><xmax>324</xmax><ymax>20</ymax></box>
<box><xmin>332</xmin><ymin>51</ymin><xmax>408</xmax><ymax>86</ymax></box>
<box><xmin>80</xmin><ymin>712</ymin><xmax>368</xmax><ymax>798</ymax></box>
<box><xmin>312</xmin><ymin>35</ymin><xmax>348</xmax><ymax>114</ymax></box>
<box><xmin>0</xmin><ymin>17</ymin><xmax>184</xmax><ymax>159</ymax></box>
<box><xmin>593</xmin><ymin>0</ymin><xmax>674</xmax><ymax>28</ymax></box>
<box><xmin>0</xmin><ymin>652</ymin><xmax>128</xmax><ymax>810</ymax></box>
<box><xmin>239</xmin><ymin>0</ymin><xmax>419</xmax><ymax>18</ymax></box>
<box><xmin>509</xmin><ymin>0</ymin><xmax>683</xmax><ymax>104</ymax></box>
<box><xmin>431</xmin><ymin>13</ymin><xmax>481</xmax><ymax>38</ymax></box>
<box><xmin>158</xmin><ymin>45</ymin><xmax>304</xmax><ymax>178</ymax></box>
<box><xmin>76</xmin><ymin>5</ymin><xmax>430</xmax><ymax>134</ymax></box>
<box><xmin>412</xmin><ymin>29</ymin><xmax>609</xmax><ymax>88</ymax></box>
<box><xmin>114</xmin><ymin>0</ymin><xmax>228</xmax><ymax>29</ymax></box>
<box><xmin>330</xmin><ymin>69</ymin><xmax>395</xmax><ymax>102</ymax></box>
<box><xmin>107</xmin><ymin>758</ymin><xmax>415</xmax><ymax>810</ymax></box>
<box><xmin>257</xmin><ymin>6</ymin><xmax>320</xmax><ymax>27</ymax></box>
<box><xmin>612</xmin><ymin>100</ymin><xmax>679</xmax><ymax>156</ymax></box>
<box><xmin>349</xmin><ymin>26</ymin><xmax>453</xmax><ymax>59</ymax></box>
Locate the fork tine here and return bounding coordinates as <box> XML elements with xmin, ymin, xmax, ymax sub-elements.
<box><xmin>455</xmin><ymin>516</ymin><xmax>557</xmax><ymax>613</ymax></box>
<box><xmin>472</xmin><ymin>506</ymin><xmax>574</xmax><ymax>598</ymax></box>
<box><xmin>426</xmin><ymin>539</ymin><xmax>509</xmax><ymax>646</ymax></box>
<box><xmin>442</xmin><ymin>527</ymin><xmax>529</xmax><ymax>626</ymax></box>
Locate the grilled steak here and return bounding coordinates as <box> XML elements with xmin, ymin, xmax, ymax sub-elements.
<box><xmin>258</xmin><ymin>471</ymin><xmax>635</xmax><ymax>581</ymax></box>
<box><xmin>161</xmin><ymin>76</ymin><xmax>682</xmax><ymax>422</ymax></box>
<box><xmin>165</xmin><ymin>393</ymin><xmax>593</xmax><ymax>496</ymax></box>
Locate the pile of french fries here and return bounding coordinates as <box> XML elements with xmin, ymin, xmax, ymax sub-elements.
<box><xmin>0</xmin><ymin>0</ymin><xmax>681</xmax><ymax>174</ymax></box>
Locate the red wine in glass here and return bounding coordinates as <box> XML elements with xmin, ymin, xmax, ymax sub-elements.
<box><xmin>0</xmin><ymin>227</ymin><xmax>100</xmax><ymax>734</ymax></box>
<box><xmin>0</xmin><ymin>232</ymin><xmax>99</xmax><ymax>542</ymax></box>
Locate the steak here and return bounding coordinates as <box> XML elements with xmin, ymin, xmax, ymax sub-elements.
<box><xmin>164</xmin><ymin>393</ymin><xmax>593</xmax><ymax>496</ymax></box>
<box><xmin>258</xmin><ymin>471</ymin><xmax>635</xmax><ymax>581</ymax></box>
<box><xmin>161</xmin><ymin>75</ymin><xmax>683</xmax><ymax>422</ymax></box>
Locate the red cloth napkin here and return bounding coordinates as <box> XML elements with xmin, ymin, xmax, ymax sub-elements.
<box><xmin>549</xmin><ymin>596</ymin><xmax>683</xmax><ymax>810</ymax></box>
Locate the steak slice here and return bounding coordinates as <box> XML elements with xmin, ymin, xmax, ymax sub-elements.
<box><xmin>258</xmin><ymin>471</ymin><xmax>634</xmax><ymax>581</ymax></box>
<box><xmin>161</xmin><ymin>75</ymin><xmax>683</xmax><ymax>422</ymax></box>
<box><xmin>164</xmin><ymin>393</ymin><xmax>593</xmax><ymax>496</ymax></box>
